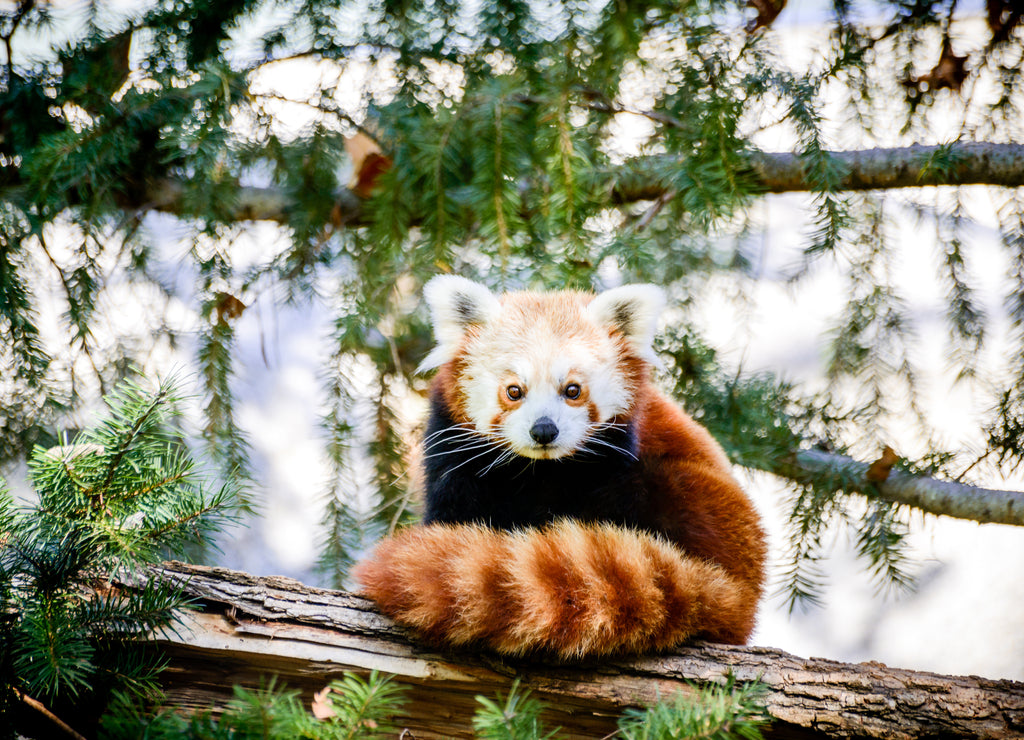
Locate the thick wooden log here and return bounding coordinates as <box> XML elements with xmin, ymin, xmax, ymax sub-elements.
<box><xmin>138</xmin><ymin>561</ymin><xmax>1024</xmax><ymax>740</ymax></box>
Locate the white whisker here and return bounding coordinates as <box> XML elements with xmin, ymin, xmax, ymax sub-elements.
<box><xmin>589</xmin><ymin>421</ymin><xmax>628</xmax><ymax>430</ymax></box>
<box><xmin>441</xmin><ymin>444</ymin><xmax>512</xmax><ymax>478</ymax></box>
<box><xmin>581</xmin><ymin>436</ymin><xmax>639</xmax><ymax>461</ymax></box>
<box><xmin>421</xmin><ymin>440</ymin><xmax>503</xmax><ymax>460</ymax></box>
<box><xmin>422</xmin><ymin>423</ymin><xmax>477</xmax><ymax>444</ymax></box>
<box><xmin>423</xmin><ymin>431</ymin><xmax>490</xmax><ymax>451</ymax></box>
<box><xmin>423</xmin><ymin>424</ymin><xmax>504</xmax><ymax>453</ymax></box>
<box><xmin>479</xmin><ymin>448</ymin><xmax>518</xmax><ymax>476</ymax></box>
<box><xmin>424</xmin><ymin>425</ymin><xmax>482</xmax><ymax>441</ymax></box>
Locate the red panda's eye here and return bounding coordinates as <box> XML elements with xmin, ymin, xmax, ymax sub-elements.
<box><xmin>506</xmin><ymin>385</ymin><xmax>523</xmax><ymax>401</ymax></box>
<box><xmin>564</xmin><ymin>383</ymin><xmax>582</xmax><ymax>400</ymax></box>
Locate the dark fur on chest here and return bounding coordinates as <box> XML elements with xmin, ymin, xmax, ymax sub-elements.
<box><xmin>422</xmin><ymin>389</ymin><xmax>646</xmax><ymax>530</ymax></box>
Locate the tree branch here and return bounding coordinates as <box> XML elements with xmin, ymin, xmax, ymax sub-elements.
<box><xmin>142</xmin><ymin>142</ymin><xmax>1024</xmax><ymax>225</ymax></box>
<box><xmin>133</xmin><ymin>561</ymin><xmax>1024</xmax><ymax>739</ymax></box>
<box><xmin>144</xmin><ymin>179</ymin><xmax>312</xmax><ymax>225</ymax></box>
<box><xmin>765</xmin><ymin>448</ymin><xmax>1024</xmax><ymax>527</ymax></box>
<box><xmin>14</xmin><ymin>689</ymin><xmax>88</xmax><ymax>740</ymax></box>
<box><xmin>758</xmin><ymin>141</ymin><xmax>1024</xmax><ymax>191</ymax></box>
<box><xmin>37</xmin><ymin>232</ymin><xmax>107</xmax><ymax>396</ymax></box>
<box><xmin>614</xmin><ymin>142</ymin><xmax>1024</xmax><ymax>201</ymax></box>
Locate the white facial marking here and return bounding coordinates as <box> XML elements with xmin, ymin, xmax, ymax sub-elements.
<box><xmin>421</xmin><ymin>279</ymin><xmax>663</xmax><ymax>460</ymax></box>
<box><xmin>461</xmin><ymin>334</ymin><xmax>631</xmax><ymax>459</ymax></box>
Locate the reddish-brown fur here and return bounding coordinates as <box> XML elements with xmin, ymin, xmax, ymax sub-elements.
<box><xmin>355</xmin><ymin>285</ymin><xmax>767</xmax><ymax>658</ymax></box>
<box><xmin>356</xmin><ymin>382</ymin><xmax>766</xmax><ymax>657</ymax></box>
<box><xmin>354</xmin><ymin>520</ymin><xmax>749</xmax><ymax>658</ymax></box>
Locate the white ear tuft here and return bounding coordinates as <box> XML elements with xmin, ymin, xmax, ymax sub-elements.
<box><xmin>418</xmin><ymin>275</ymin><xmax>501</xmax><ymax>372</ymax></box>
<box><xmin>587</xmin><ymin>284</ymin><xmax>666</xmax><ymax>363</ymax></box>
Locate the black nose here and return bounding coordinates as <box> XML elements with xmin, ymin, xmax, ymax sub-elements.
<box><xmin>529</xmin><ymin>417</ymin><xmax>559</xmax><ymax>445</ymax></box>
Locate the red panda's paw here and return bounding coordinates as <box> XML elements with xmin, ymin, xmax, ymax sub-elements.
<box><xmin>355</xmin><ymin>520</ymin><xmax>757</xmax><ymax>659</ymax></box>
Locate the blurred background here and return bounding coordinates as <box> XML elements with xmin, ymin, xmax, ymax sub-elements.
<box><xmin>2</xmin><ymin>0</ymin><xmax>1023</xmax><ymax>681</ymax></box>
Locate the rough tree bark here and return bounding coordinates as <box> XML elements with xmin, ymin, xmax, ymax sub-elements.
<box><xmin>133</xmin><ymin>561</ymin><xmax>1024</xmax><ymax>740</ymax></box>
<box><xmin>750</xmin><ymin>142</ymin><xmax>1024</xmax><ymax>192</ymax></box>
<box><xmin>771</xmin><ymin>449</ymin><xmax>1024</xmax><ymax>527</ymax></box>
<box><xmin>614</xmin><ymin>143</ymin><xmax>1024</xmax><ymax>202</ymax></box>
<box><xmin>144</xmin><ymin>142</ymin><xmax>1024</xmax><ymax>225</ymax></box>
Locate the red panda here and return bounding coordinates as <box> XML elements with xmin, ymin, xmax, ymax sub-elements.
<box><xmin>355</xmin><ymin>276</ymin><xmax>767</xmax><ymax>658</ymax></box>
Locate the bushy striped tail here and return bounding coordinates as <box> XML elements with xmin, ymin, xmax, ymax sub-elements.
<box><xmin>354</xmin><ymin>520</ymin><xmax>756</xmax><ymax>659</ymax></box>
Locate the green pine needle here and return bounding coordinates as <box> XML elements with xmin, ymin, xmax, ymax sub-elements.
<box><xmin>473</xmin><ymin>680</ymin><xmax>558</xmax><ymax>740</ymax></box>
<box><xmin>617</xmin><ymin>677</ymin><xmax>769</xmax><ymax>740</ymax></box>
<box><xmin>1</xmin><ymin>375</ymin><xmax>240</xmax><ymax>733</ymax></box>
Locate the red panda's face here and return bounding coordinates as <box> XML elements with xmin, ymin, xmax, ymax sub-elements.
<box><xmin>462</xmin><ymin>314</ymin><xmax>629</xmax><ymax>459</ymax></box>
<box><xmin>420</xmin><ymin>276</ymin><xmax>665</xmax><ymax>460</ymax></box>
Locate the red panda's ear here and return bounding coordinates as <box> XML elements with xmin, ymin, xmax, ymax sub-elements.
<box><xmin>418</xmin><ymin>275</ymin><xmax>501</xmax><ymax>372</ymax></box>
<box><xmin>587</xmin><ymin>284</ymin><xmax>666</xmax><ymax>363</ymax></box>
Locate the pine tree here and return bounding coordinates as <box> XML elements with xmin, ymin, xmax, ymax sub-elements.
<box><xmin>0</xmin><ymin>376</ymin><xmax>239</xmax><ymax>738</ymax></box>
<box><xmin>2</xmin><ymin>1</ymin><xmax>1023</xmax><ymax>599</ymax></box>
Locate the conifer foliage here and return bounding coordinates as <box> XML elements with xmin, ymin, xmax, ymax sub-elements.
<box><xmin>1</xmin><ymin>1</ymin><xmax>1023</xmax><ymax>598</ymax></box>
<box><xmin>101</xmin><ymin>673</ymin><xmax>767</xmax><ymax>740</ymax></box>
<box><xmin>101</xmin><ymin>672</ymin><xmax>411</xmax><ymax>739</ymax></box>
<box><xmin>0</xmin><ymin>377</ymin><xmax>238</xmax><ymax>739</ymax></box>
